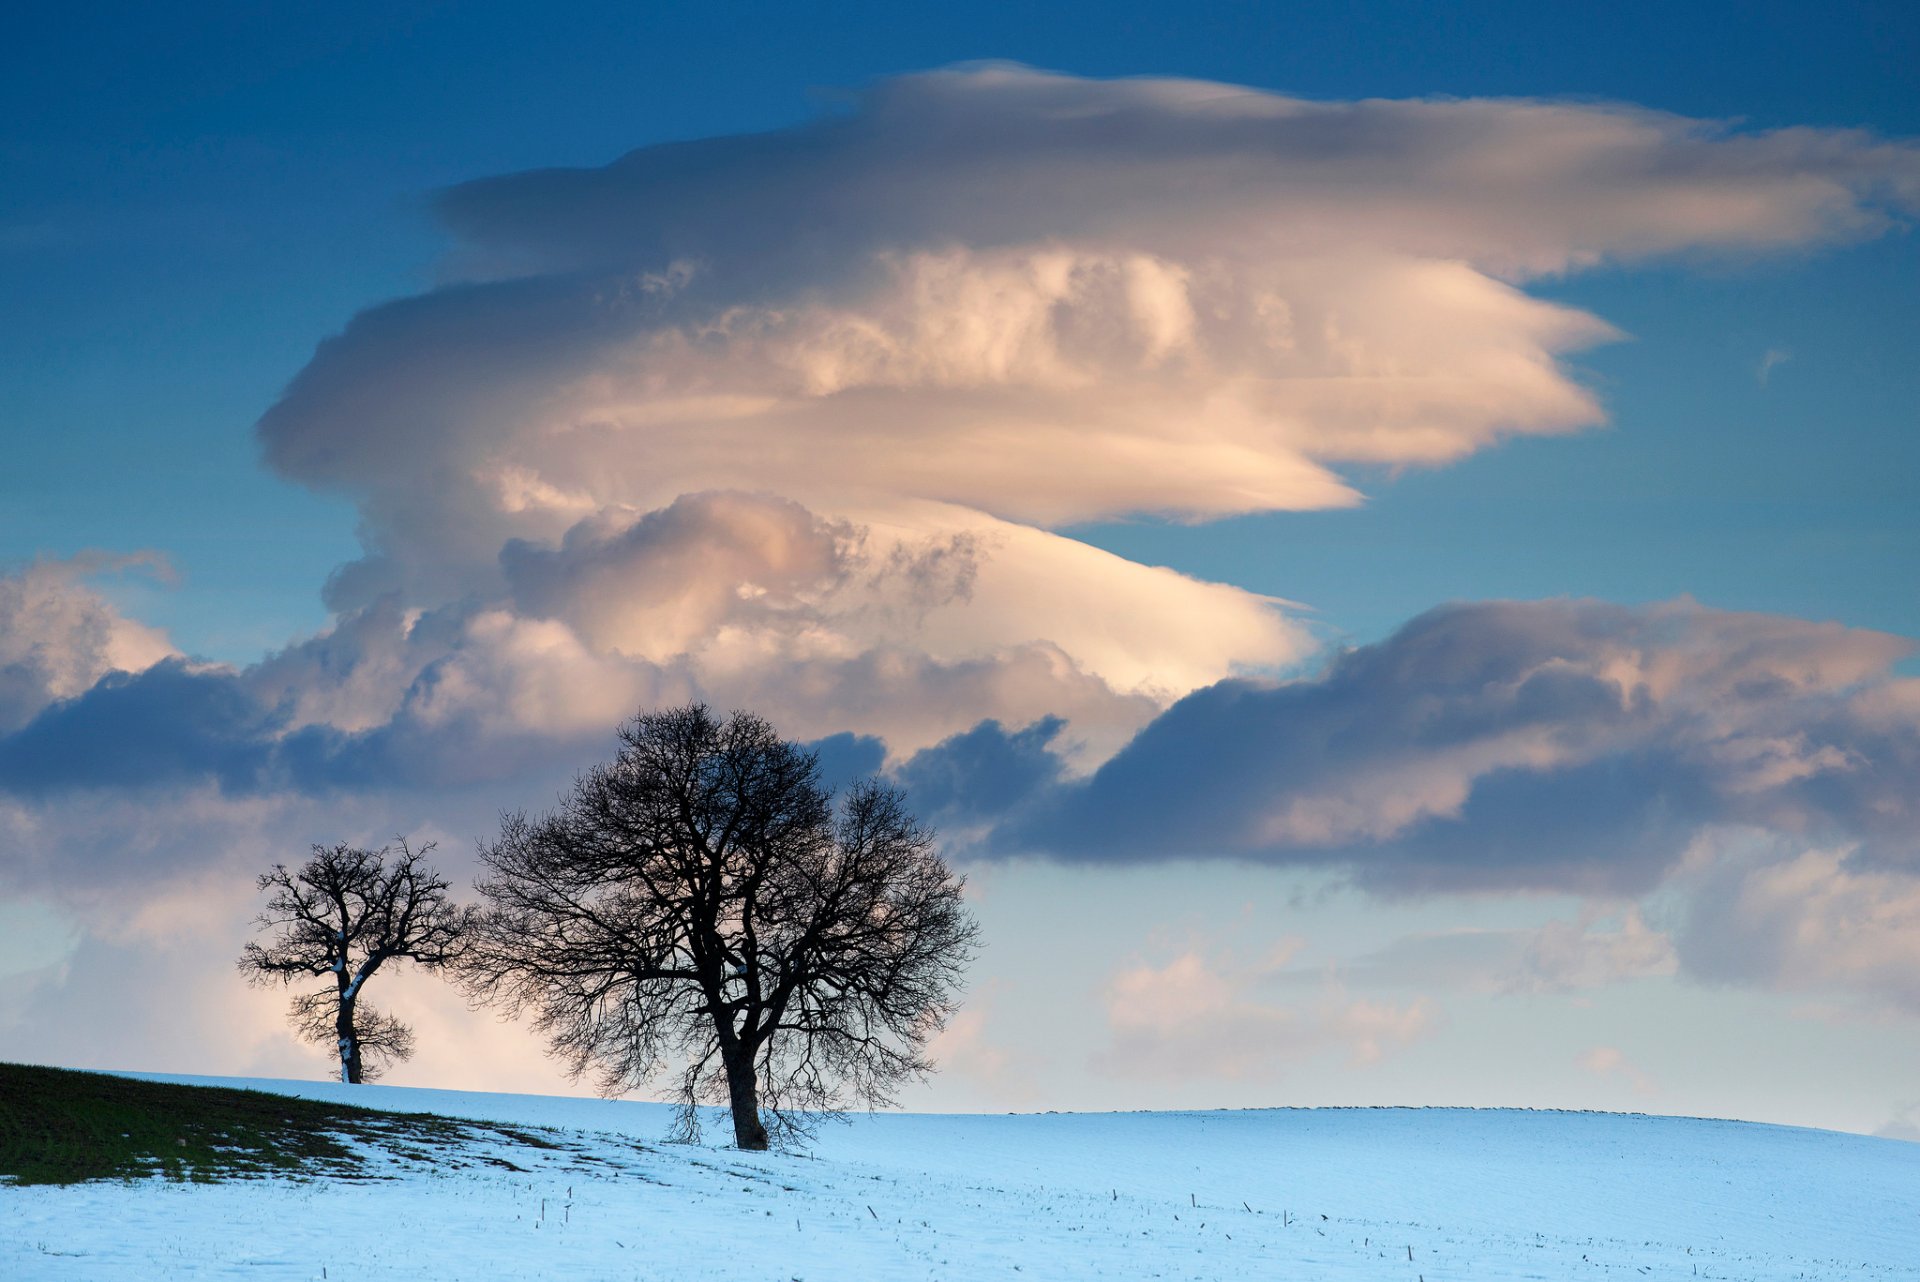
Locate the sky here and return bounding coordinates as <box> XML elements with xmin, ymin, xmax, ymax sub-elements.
<box><xmin>3</xmin><ymin>1</ymin><xmax>1919</xmax><ymax>1139</ymax></box>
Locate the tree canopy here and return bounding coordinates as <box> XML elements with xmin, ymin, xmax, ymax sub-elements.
<box><xmin>240</xmin><ymin>840</ymin><xmax>475</xmax><ymax>1084</ymax></box>
<box><xmin>463</xmin><ymin>703</ymin><xmax>978</xmax><ymax>1148</ymax></box>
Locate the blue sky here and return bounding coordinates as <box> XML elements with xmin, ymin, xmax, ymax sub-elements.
<box><xmin>3</xmin><ymin>2</ymin><xmax>1919</xmax><ymax>1136</ymax></box>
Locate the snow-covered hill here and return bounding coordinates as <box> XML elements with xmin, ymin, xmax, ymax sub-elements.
<box><xmin>5</xmin><ymin>1072</ymin><xmax>1917</xmax><ymax>1280</ymax></box>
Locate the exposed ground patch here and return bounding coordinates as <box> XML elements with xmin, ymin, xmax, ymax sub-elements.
<box><xmin>0</xmin><ymin>1062</ymin><xmax>593</xmax><ymax>1186</ymax></box>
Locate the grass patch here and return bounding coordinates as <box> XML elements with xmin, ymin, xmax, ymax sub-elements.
<box><xmin>0</xmin><ymin>1062</ymin><xmax>492</xmax><ymax>1186</ymax></box>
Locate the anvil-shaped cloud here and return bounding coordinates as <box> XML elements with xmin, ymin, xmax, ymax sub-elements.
<box><xmin>264</xmin><ymin>66</ymin><xmax>1920</xmax><ymax>582</ymax></box>
<box><xmin>4</xmin><ymin>66</ymin><xmax>1920</xmax><ymax>1035</ymax></box>
<box><xmin>224</xmin><ymin>65</ymin><xmax>1920</xmax><ymax>772</ymax></box>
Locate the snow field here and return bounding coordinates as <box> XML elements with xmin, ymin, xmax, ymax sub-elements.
<box><xmin>3</xmin><ymin>1074</ymin><xmax>1917</xmax><ymax>1280</ymax></box>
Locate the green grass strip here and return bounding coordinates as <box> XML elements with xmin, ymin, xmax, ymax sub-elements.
<box><xmin>0</xmin><ymin>1061</ymin><xmax>481</xmax><ymax>1186</ymax></box>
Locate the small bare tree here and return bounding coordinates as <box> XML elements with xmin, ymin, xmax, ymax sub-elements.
<box><xmin>240</xmin><ymin>840</ymin><xmax>475</xmax><ymax>1084</ymax></box>
<box><xmin>463</xmin><ymin>703</ymin><xmax>979</xmax><ymax>1149</ymax></box>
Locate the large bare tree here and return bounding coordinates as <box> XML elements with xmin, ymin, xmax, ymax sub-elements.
<box><xmin>240</xmin><ymin>840</ymin><xmax>475</xmax><ymax>1084</ymax></box>
<box><xmin>463</xmin><ymin>704</ymin><xmax>978</xmax><ymax>1149</ymax></box>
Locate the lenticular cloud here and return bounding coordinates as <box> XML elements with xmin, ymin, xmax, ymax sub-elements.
<box><xmin>7</xmin><ymin>67</ymin><xmax>1920</xmax><ymax>1076</ymax></box>
<box><xmin>11</xmin><ymin>64</ymin><xmax>1920</xmax><ymax>870</ymax></box>
<box><xmin>264</xmin><ymin>64</ymin><xmax>1920</xmax><ymax>539</ymax></box>
<box><xmin>245</xmin><ymin>65</ymin><xmax>1920</xmax><ymax>763</ymax></box>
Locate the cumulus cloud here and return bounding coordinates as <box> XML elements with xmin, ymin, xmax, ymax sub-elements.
<box><xmin>1096</xmin><ymin>948</ymin><xmax>1438</xmax><ymax>1080</ymax></box>
<box><xmin>1327</xmin><ymin>907</ymin><xmax>1678</xmax><ymax>995</ymax></box>
<box><xmin>1514</xmin><ymin>907</ymin><xmax>1678</xmax><ymax>993</ymax></box>
<box><xmin>0</xmin><ymin>888</ymin><xmax>582</xmax><ymax>1094</ymax></box>
<box><xmin>1577</xmin><ymin>1045</ymin><xmax>1658</xmax><ymax>1097</ymax></box>
<box><xmin>499</xmin><ymin>492</ymin><xmax>1305</xmax><ymax>714</ymax></box>
<box><xmin>222</xmin><ymin>65</ymin><xmax>1920</xmax><ymax>793</ymax></box>
<box><xmin>1875</xmin><ymin>1105</ymin><xmax>1920</xmax><ymax>1143</ymax></box>
<box><xmin>7</xmin><ymin>66</ymin><xmax>1920</xmax><ymax>1060</ymax></box>
<box><xmin>990</xmin><ymin>597</ymin><xmax>1918</xmax><ymax>895</ymax></box>
<box><xmin>921</xmin><ymin>985</ymin><xmax>1040</xmax><ymax>1106</ymax></box>
<box><xmin>1675</xmin><ymin>834</ymin><xmax>1920</xmax><ymax>1014</ymax></box>
<box><xmin>0</xmin><ymin>576</ymin><xmax>1161</xmax><ymax>812</ymax></box>
<box><xmin>0</xmin><ymin>498</ymin><xmax>1279</xmax><ymax>817</ymax></box>
<box><xmin>0</xmin><ymin>555</ymin><xmax>173</xmax><ymax>733</ymax></box>
<box><xmin>891</xmin><ymin>594</ymin><xmax>1920</xmax><ymax>1014</ymax></box>
<box><xmin>11</xmin><ymin>68</ymin><xmax>1919</xmax><ymax>811</ymax></box>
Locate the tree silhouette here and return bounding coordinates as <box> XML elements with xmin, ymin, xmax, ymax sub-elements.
<box><xmin>240</xmin><ymin>840</ymin><xmax>475</xmax><ymax>1083</ymax></box>
<box><xmin>463</xmin><ymin>704</ymin><xmax>978</xmax><ymax>1148</ymax></box>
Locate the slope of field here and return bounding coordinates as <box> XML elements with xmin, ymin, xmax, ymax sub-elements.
<box><xmin>3</xmin><ymin>1069</ymin><xmax>1917</xmax><ymax>1280</ymax></box>
<box><xmin>0</xmin><ymin>1063</ymin><xmax>568</xmax><ymax>1186</ymax></box>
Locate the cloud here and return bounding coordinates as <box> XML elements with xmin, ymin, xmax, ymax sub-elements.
<box><xmin>896</xmin><ymin>595</ymin><xmax>1920</xmax><ymax>1015</ymax></box>
<box><xmin>993</xmin><ymin>597</ymin><xmax>1919</xmax><ymax>895</ymax></box>
<box><xmin>1675</xmin><ymin>834</ymin><xmax>1920</xmax><ymax>1014</ymax></box>
<box><xmin>0</xmin><ymin>555</ymin><xmax>173</xmax><ymax>734</ymax></box>
<box><xmin>1096</xmin><ymin>948</ymin><xmax>1437</xmax><ymax>1080</ymax></box>
<box><xmin>432</xmin><ymin>65</ymin><xmax>1920</xmax><ymax>280</ymax></box>
<box><xmin>0</xmin><ymin>589</ymin><xmax>1156</xmax><ymax>808</ymax></box>
<box><xmin>921</xmin><ymin>984</ymin><xmax>1040</xmax><ymax>1106</ymax></box>
<box><xmin>12</xmin><ymin>67</ymin><xmax>1883</xmax><ymax>813</ymax></box>
<box><xmin>1577</xmin><ymin>1045</ymin><xmax>1658</xmax><ymax>1097</ymax></box>
<box><xmin>1875</xmin><ymin>1105</ymin><xmax>1920</xmax><ymax>1143</ymax></box>
<box><xmin>1514</xmin><ymin>907</ymin><xmax>1678</xmax><ymax>993</ymax></box>
<box><xmin>1757</xmin><ymin>347</ymin><xmax>1791</xmax><ymax>386</ymax></box>
<box><xmin>224</xmin><ymin>65</ymin><xmax>1920</xmax><ymax>789</ymax></box>
<box><xmin>498</xmin><ymin>492</ymin><xmax>1308</xmax><ymax>716</ymax></box>
<box><xmin>0</xmin><ymin>887</ymin><xmax>580</xmax><ymax>1095</ymax></box>
<box><xmin>0</xmin><ymin>776</ymin><xmax>372</xmax><ymax>902</ymax></box>
<box><xmin>7</xmin><ymin>66</ymin><xmax>1920</xmax><ymax>1068</ymax></box>
<box><xmin>259</xmin><ymin>68</ymin><xmax>1920</xmax><ymax>579</ymax></box>
<box><xmin>11</xmin><ymin>68</ymin><xmax>1919</xmax><ymax>817</ymax></box>
<box><xmin>0</xmin><ymin>661</ymin><xmax>284</xmax><ymax>795</ymax></box>
<box><xmin>1328</xmin><ymin>908</ymin><xmax>1677</xmax><ymax>995</ymax></box>
<box><xmin>892</xmin><ymin>716</ymin><xmax>1070</xmax><ymax>848</ymax></box>
<box><xmin>500</xmin><ymin>490</ymin><xmax>860</xmax><ymax>663</ymax></box>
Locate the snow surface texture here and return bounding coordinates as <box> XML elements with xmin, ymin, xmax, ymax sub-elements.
<box><xmin>4</xmin><ymin>1073</ymin><xmax>1918</xmax><ymax>1280</ymax></box>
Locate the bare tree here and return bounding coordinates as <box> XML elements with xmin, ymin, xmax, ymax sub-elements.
<box><xmin>463</xmin><ymin>704</ymin><xmax>979</xmax><ymax>1149</ymax></box>
<box><xmin>240</xmin><ymin>840</ymin><xmax>475</xmax><ymax>1084</ymax></box>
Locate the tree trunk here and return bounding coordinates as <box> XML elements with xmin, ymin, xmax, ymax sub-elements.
<box><xmin>721</xmin><ymin>1043</ymin><xmax>768</xmax><ymax>1150</ymax></box>
<box><xmin>337</xmin><ymin>994</ymin><xmax>363</xmax><ymax>1085</ymax></box>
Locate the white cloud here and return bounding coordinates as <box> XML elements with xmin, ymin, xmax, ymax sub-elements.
<box><xmin>431</xmin><ymin>66</ymin><xmax>1920</xmax><ymax>283</ymax></box>
<box><xmin>503</xmin><ymin>493</ymin><xmax>1309</xmax><ymax>714</ymax></box>
<box><xmin>7</xmin><ymin>67</ymin><xmax>1920</xmax><ymax>1084</ymax></box>
<box><xmin>1330</xmin><ymin>908</ymin><xmax>1678</xmax><ymax>995</ymax></box>
<box><xmin>1677</xmin><ymin>835</ymin><xmax>1920</xmax><ymax>1014</ymax></box>
<box><xmin>1012</xmin><ymin>597</ymin><xmax>1920</xmax><ymax>896</ymax></box>
<box><xmin>0</xmin><ymin>555</ymin><xmax>174</xmax><ymax>733</ymax></box>
<box><xmin>1875</xmin><ymin>1104</ymin><xmax>1920</xmax><ymax>1143</ymax></box>
<box><xmin>1097</xmin><ymin>948</ymin><xmax>1438</xmax><ymax>1080</ymax></box>
<box><xmin>1513</xmin><ymin>907</ymin><xmax>1678</xmax><ymax>994</ymax></box>
<box><xmin>220</xmin><ymin>67</ymin><xmax>1919</xmax><ymax>776</ymax></box>
<box><xmin>1577</xmin><ymin>1045</ymin><xmax>1658</xmax><ymax>1097</ymax></box>
<box><xmin>922</xmin><ymin>984</ymin><xmax>1040</xmax><ymax>1106</ymax></box>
